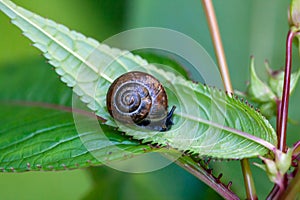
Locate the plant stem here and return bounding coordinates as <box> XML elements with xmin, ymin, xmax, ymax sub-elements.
<box><xmin>267</xmin><ymin>185</ymin><xmax>280</xmax><ymax>200</ymax></box>
<box><xmin>267</xmin><ymin>28</ymin><xmax>299</xmax><ymax>200</ymax></box>
<box><xmin>277</xmin><ymin>30</ymin><xmax>297</xmax><ymax>153</ymax></box>
<box><xmin>201</xmin><ymin>0</ymin><xmax>232</xmax><ymax>92</ymax></box>
<box><xmin>241</xmin><ymin>161</ymin><xmax>258</xmax><ymax>200</ymax></box>
<box><xmin>276</xmin><ymin>99</ymin><xmax>281</xmax><ymax>146</ymax></box>
<box><xmin>201</xmin><ymin>0</ymin><xmax>257</xmax><ymax>199</ymax></box>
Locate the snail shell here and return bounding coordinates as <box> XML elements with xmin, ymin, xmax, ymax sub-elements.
<box><xmin>106</xmin><ymin>71</ymin><xmax>169</xmax><ymax>131</ymax></box>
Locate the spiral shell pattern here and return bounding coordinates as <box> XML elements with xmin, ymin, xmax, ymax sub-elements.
<box><xmin>106</xmin><ymin>71</ymin><xmax>168</xmax><ymax>131</ymax></box>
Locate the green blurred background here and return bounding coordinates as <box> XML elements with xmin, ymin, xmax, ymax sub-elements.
<box><xmin>0</xmin><ymin>0</ymin><xmax>299</xmax><ymax>199</ymax></box>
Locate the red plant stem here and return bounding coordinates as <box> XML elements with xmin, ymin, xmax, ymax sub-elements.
<box><xmin>277</xmin><ymin>30</ymin><xmax>296</xmax><ymax>152</ymax></box>
<box><xmin>267</xmin><ymin>185</ymin><xmax>280</xmax><ymax>200</ymax></box>
<box><xmin>267</xmin><ymin>29</ymin><xmax>299</xmax><ymax>200</ymax></box>
<box><xmin>276</xmin><ymin>99</ymin><xmax>281</xmax><ymax>144</ymax></box>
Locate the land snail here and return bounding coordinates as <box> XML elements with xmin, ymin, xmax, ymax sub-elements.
<box><xmin>106</xmin><ymin>71</ymin><xmax>176</xmax><ymax>131</ymax></box>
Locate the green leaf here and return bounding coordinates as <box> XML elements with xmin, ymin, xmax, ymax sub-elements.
<box><xmin>0</xmin><ymin>61</ymin><xmax>234</xmax><ymax>199</ymax></box>
<box><xmin>245</xmin><ymin>58</ymin><xmax>300</xmax><ymax>118</ymax></box>
<box><xmin>259</xmin><ymin>102</ymin><xmax>277</xmax><ymax>120</ymax></box>
<box><xmin>268</xmin><ymin>67</ymin><xmax>300</xmax><ymax>98</ymax></box>
<box><xmin>0</xmin><ymin>103</ymin><xmax>153</xmax><ymax>172</ymax></box>
<box><xmin>254</xmin><ymin>149</ymin><xmax>292</xmax><ymax>186</ymax></box>
<box><xmin>246</xmin><ymin>57</ymin><xmax>276</xmax><ymax>103</ymax></box>
<box><xmin>0</xmin><ymin>0</ymin><xmax>277</xmax><ymax>159</ymax></box>
<box><xmin>245</xmin><ymin>58</ymin><xmax>277</xmax><ymax>119</ymax></box>
<box><xmin>0</xmin><ymin>60</ymin><xmax>156</xmax><ymax>172</ymax></box>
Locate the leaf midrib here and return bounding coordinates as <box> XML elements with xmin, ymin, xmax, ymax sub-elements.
<box><xmin>178</xmin><ymin>112</ymin><xmax>275</xmax><ymax>150</ymax></box>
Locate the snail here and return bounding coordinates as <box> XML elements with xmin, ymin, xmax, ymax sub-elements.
<box><xmin>106</xmin><ymin>71</ymin><xmax>175</xmax><ymax>131</ymax></box>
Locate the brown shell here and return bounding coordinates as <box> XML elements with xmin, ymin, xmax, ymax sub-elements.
<box><xmin>106</xmin><ymin>71</ymin><xmax>168</xmax><ymax>131</ymax></box>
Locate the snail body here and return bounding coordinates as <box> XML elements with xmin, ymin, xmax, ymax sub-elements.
<box><xmin>106</xmin><ymin>71</ymin><xmax>175</xmax><ymax>131</ymax></box>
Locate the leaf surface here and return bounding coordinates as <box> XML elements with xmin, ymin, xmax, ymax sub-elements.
<box><xmin>0</xmin><ymin>59</ymin><xmax>156</xmax><ymax>172</ymax></box>
<box><xmin>0</xmin><ymin>0</ymin><xmax>277</xmax><ymax>159</ymax></box>
<box><xmin>0</xmin><ymin>103</ymin><xmax>153</xmax><ymax>172</ymax></box>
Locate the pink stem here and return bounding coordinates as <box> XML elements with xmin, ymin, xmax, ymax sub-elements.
<box><xmin>277</xmin><ymin>30</ymin><xmax>296</xmax><ymax>152</ymax></box>
<box><xmin>267</xmin><ymin>29</ymin><xmax>299</xmax><ymax>200</ymax></box>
